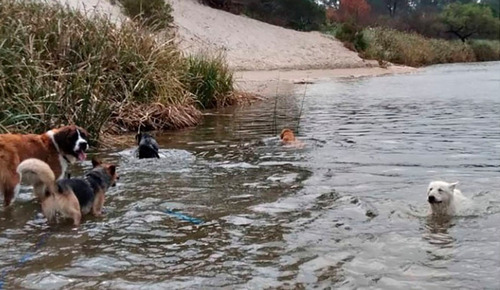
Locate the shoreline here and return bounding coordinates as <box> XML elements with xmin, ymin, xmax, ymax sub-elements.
<box><xmin>234</xmin><ymin>65</ymin><xmax>418</xmax><ymax>97</ymax></box>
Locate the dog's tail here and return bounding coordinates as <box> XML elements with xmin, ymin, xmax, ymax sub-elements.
<box><xmin>17</xmin><ymin>158</ymin><xmax>57</xmax><ymax>200</ymax></box>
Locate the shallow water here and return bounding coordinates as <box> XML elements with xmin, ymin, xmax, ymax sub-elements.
<box><xmin>1</xmin><ymin>62</ymin><xmax>500</xmax><ymax>289</ymax></box>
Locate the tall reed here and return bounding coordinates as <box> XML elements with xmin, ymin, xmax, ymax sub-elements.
<box><xmin>185</xmin><ymin>52</ymin><xmax>235</xmax><ymax>109</ymax></box>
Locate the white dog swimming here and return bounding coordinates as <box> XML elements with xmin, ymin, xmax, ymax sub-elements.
<box><xmin>427</xmin><ymin>181</ymin><xmax>467</xmax><ymax>216</ymax></box>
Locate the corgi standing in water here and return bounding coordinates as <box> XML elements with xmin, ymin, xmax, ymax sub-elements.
<box><xmin>17</xmin><ymin>157</ymin><xmax>119</xmax><ymax>226</ymax></box>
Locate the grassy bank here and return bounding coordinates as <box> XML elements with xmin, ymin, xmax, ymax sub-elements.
<box><xmin>363</xmin><ymin>28</ymin><xmax>475</xmax><ymax>66</ymax></box>
<box><xmin>328</xmin><ymin>25</ymin><xmax>500</xmax><ymax>67</ymax></box>
<box><xmin>0</xmin><ymin>0</ymin><xmax>237</xmax><ymax>144</ymax></box>
<box><xmin>363</xmin><ymin>28</ymin><xmax>500</xmax><ymax>66</ymax></box>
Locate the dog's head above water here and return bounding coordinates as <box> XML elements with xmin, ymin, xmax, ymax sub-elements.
<box><xmin>49</xmin><ymin>125</ymin><xmax>89</xmax><ymax>163</ymax></box>
<box><xmin>135</xmin><ymin>131</ymin><xmax>160</xmax><ymax>159</ymax></box>
<box><xmin>280</xmin><ymin>128</ymin><xmax>296</xmax><ymax>143</ymax></box>
<box><xmin>91</xmin><ymin>157</ymin><xmax>119</xmax><ymax>187</ymax></box>
<box><xmin>427</xmin><ymin>181</ymin><xmax>459</xmax><ymax>204</ymax></box>
<box><xmin>135</xmin><ymin>132</ymin><xmax>145</xmax><ymax>145</ymax></box>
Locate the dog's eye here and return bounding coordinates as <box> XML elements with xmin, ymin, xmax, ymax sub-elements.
<box><xmin>429</xmin><ymin>188</ymin><xmax>433</xmax><ymax>191</ymax></box>
<box><xmin>438</xmin><ymin>188</ymin><xmax>443</xmax><ymax>192</ymax></box>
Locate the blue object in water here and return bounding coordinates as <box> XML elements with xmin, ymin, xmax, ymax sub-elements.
<box><xmin>164</xmin><ymin>209</ymin><xmax>203</xmax><ymax>225</ymax></box>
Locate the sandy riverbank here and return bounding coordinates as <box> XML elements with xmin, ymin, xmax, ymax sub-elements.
<box><xmin>234</xmin><ymin>66</ymin><xmax>418</xmax><ymax>97</ymax></box>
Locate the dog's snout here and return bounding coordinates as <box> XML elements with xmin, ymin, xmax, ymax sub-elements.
<box><xmin>428</xmin><ymin>195</ymin><xmax>436</xmax><ymax>203</ymax></box>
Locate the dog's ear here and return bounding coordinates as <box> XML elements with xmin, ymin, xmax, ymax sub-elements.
<box><xmin>135</xmin><ymin>132</ymin><xmax>142</xmax><ymax>144</ymax></box>
<box><xmin>108</xmin><ymin>165</ymin><xmax>116</xmax><ymax>176</ymax></box>
<box><xmin>91</xmin><ymin>157</ymin><xmax>102</xmax><ymax>168</ymax></box>
<box><xmin>449</xmin><ymin>181</ymin><xmax>459</xmax><ymax>191</ymax></box>
<box><xmin>280</xmin><ymin>129</ymin><xmax>288</xmax><ymax>140</ymax></box>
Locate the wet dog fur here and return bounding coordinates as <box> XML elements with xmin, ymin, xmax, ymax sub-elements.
<box><xmin>135</xmin><ymin>132</ymin><xmax>160</xmax><ymax>159</ymax></box>
<box><xmin>280</xmin><ymin>128</ymin><xmax>304</xmax><ymax>148</ymax></box>
<box><xmin>17</xmin><ymin>157</ymin><xmax>118</xmax><ymax>226</ymax></box>
<box><xmin>280</xmin><ymin>129</ymin><xmax>296</xmax><ymax>144</ymax></box>
<box><xmin>427</xmin><ymin>181</ymin><xmax>466</xmax><ymax>216</ymax></box>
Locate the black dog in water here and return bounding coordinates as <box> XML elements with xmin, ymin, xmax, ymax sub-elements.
<box><xmin>135</xmin><ymin>132</ymin><xmax>160</xmax><ymax>159</ymax></box>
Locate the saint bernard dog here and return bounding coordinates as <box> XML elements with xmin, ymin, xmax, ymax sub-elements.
<box><xmin>0</xmin><ymin>125</ymin><xmax>89</xmax><ymax>206</ymax></box>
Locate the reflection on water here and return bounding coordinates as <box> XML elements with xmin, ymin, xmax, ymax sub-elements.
<box><xmin>423</xmin><ymin>216</ymin><xmax>455</xmax><ymax>247</ymax></box>
<box><xmin>1</xmin><ymin>62</ymin><xmax>500</xmax><ymax>289</ymax></box>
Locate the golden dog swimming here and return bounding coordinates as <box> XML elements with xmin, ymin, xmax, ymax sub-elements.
<box><xmin>280</xmin><ymin>128</ymin><xmax>304</xmax><ymax>148</ymax></box>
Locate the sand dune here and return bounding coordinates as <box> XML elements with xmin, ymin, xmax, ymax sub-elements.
<box><xmin>170</xmin><ymin>0</ymin><xmax>372</xmax><ymax>71</ymax></box>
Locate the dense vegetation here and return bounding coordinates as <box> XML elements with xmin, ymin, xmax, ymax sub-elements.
<box><xmin>0</xmin><ymin>0</ymin><xmax>236</xmax><ymax>144</ymax></box>
<box><xmin>362</xmin><ymin>28</ymin><xmax>477</xmax><ymax>66</ymax></box>
<box><xmin>199</xmin><ymin>0</ymin><xmax>326</xmax><ymax>31</ymax></box>
<box><xmin>200</xmin><ymin>0</ymin><xmax>500</xmax><ymax>66</ymax></box>
<box><xmin>323</xmin><ymin>0</ymin><xmax>499</xmax><ymax>40</ymax></box>
<box><xmin>113</xmin><ymin>0</ymin><xmax>174</xmax><ymax>31</ymax></box>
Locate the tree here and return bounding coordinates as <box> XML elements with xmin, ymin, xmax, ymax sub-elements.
<box><xmin>244</xmin><ymin>0</ymin><xmax>326</xmax><ymax>31</ymax></box>
<box><xmin>343</xmin><ymin>0</ymin><xmax>371</xmax><ymax>23</ymax></box>
<box><xmin>384</xmin><ymin>0</ymin><xmax>409</xmax><ymax>18</ymax></box>
<box><xmin>481</xmin><ymin>0</ymin><xmax>500</xmax><ymax>18</ymax></box>
<box><xmin>440</xmin><ymin>3</ymin><xmax>499</xmax><ymax>42</ymax></box>
<box><xmin>327</xmin><ymin>0</ymin><xmax>371</xmax><ymax>23</ymax></box>
<box><xmin>364</xmin><ymin>0</ymin><xmax>409</xmax><ymax>18</ymax></box>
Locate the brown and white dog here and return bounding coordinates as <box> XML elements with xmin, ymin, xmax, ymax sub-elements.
<box><xmin>280</xmin><ymin>128</ymin><xmax>304</xmax><ymax>148</ymax></box>
<box><xmin>17</xmin><ymin>157</ymin><xmax>118</xmax><ymax>226</ymax></box>
<box><xmin>0</xmin><ymin>125</ymin><xmax>89</xmax><ymax>206</ymax></box>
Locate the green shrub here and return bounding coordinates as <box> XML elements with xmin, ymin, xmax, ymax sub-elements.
<box><xmin>117</xmin><ymin>0</ymin><xmax>173</xmax><ymax>31</ymax></box>
<box><xmin>335</xmin><ymin>22</ymin><xmax>358</xmax><ymax>43</ymax></box>
<box><xmin>354</xmin><ymin>31</ymin><xmax>368</xmax><ymax>52</ymax></box>
<box><xmin>470</xmin><ymin>40</ymin><xmax>500</xmax><ymax>61</ymax></box>
<box><xmin>335</xmin><ymin>22</ymin><xmax>368</xmax><ymax>52</ymax></box>
<box><xmin>363</xmin><ymin>27</ymin><xmax>476</xmax><ymax>66</ymax></box>
<box><xmin>185</xmin><ymin>53</ymin><xmax>235</xmax><ymax>109</ymax></box>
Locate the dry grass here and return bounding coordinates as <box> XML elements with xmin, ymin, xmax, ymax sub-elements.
<box><xmin>109</xmin><ymin>103</ymin><xmax>202</xmax><ymax>133</ymax></box>
<box><xmin>469</xmin><ymin>40</ymin><xmax>500</xmax><ymax>61</ymax></box>
<box><xmin>362</xmin><ymin>27</ymin><xmax>477</xmax><ymax>66</ymax></box>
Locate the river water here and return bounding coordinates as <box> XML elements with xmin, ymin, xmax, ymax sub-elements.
<box><xmin>1</xmin><ymin>62</ymin><xmax>499</xmax><ymax>289</ymax></box>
